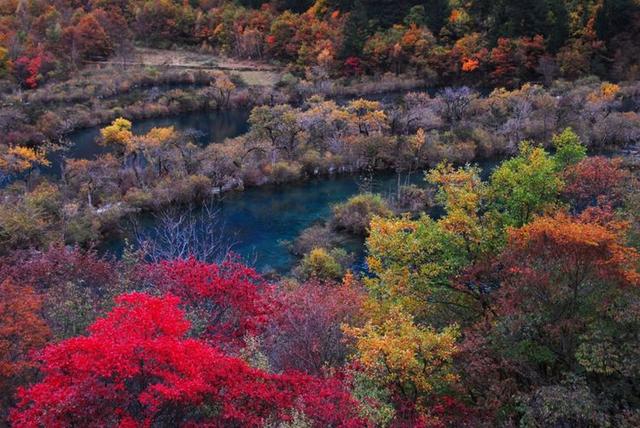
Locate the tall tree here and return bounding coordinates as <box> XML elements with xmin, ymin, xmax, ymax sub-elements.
<box><xmin>0</xmin><ymin>279</ymin><xmax>50</xmax><ymax>420</ymax></box>
<box><xmin>595</xmin><ymin>0</ymin><xmax>639</xmax><ymax>43</ymax></box>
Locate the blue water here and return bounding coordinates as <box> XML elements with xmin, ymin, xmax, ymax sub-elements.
<box><xmin>105</xmin><ymin>171</ymin><xmax>426</xmax><ymax>274</ymax></box>
<box><xmin>198</xmin><ymin>173</ymin><xmax>417</xmax><ymax>273</ymax></box>
<box><xmin>49</xmin><ymin>109</ymin><xmax>250</xmax><ymax>175</ymax></box>
<box><xmin>63</xmin><ymin>106</ymin><xmax>495</xmax><ymax>273</ymax></box>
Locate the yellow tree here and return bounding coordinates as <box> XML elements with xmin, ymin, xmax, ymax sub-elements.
<box><xmin>0</xmin><ymin>146</ymin><xmax>50</xmax><ymax>189</ymax></box>
<box><xmin>366</xmin><ymin>214</ymin><xmax>477</xmax><ymax>323</ymax></box>
<box><xmin>366</xmin><ymin>163</ymin><xmax>507</xmax><ymax>325</ymax></box>
<box><xmin>100</xmin><ymin>117</ymin><xmax>134</xmax><ymax>153</ymax></box>
<box><xmin>344</xmin><ymin>304</ymin><xmax>459</xmax><ymax>414</ymax></box>
<box><xmin>210</xmin><ymin>72</ymin><xmax>236</xmax><ymax>109</ymax></box>
<box><xmin>344</xmin><ymin>99</ymin><xmax>388</xmax><ymax>136</ymax></box>
<box><xmin>100</xmin><ymin>118</ymin><xmax>140</xmax><ymax>182</ymax></box>
<box><xmin>137</xmin><ymin>126</ymin><xmax>178</xmax><ymax>177</ymax></box>
<box><xmin>427</xmin><ymin>162</ymin><xmax>504</xmax><ymax>260</ymax></box>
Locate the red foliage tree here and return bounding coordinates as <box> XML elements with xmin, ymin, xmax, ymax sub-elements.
<box><xmin>489</xmin><ymin>210</ymin><xmax>637</xmax><ymax>390</ymax></box>
<box><xmin>490</xmin><ymin>37</ymin><xmax>518</xmax><ymax>87</ymax></box>
<box><xmin>91</xmin><ymin>7</ymin><xmax>132</xmax><ymax>54</ymax></box>
<box><xmin>265</xmin><ymin>278</ymin><xmax>365</xmax><ymax>374</ymax></box>
<box><xmin>562</xmin><ymin>156</ymin><xmax>629</xmax><ymax>210</ymax></box>
<box><xmin>64</xmin><ymin>12</ymin><xmax>113</xmax><ymax>62</ymax></box>
<box><xmin>13</xmin><ymin>55</ymin><xmax>42</xmax><ymax>89</ymax></box>
<box><xmin>13</xmin><ymin>47</ymin><xmax>56</xmax><ymax>89</ymax></box>
<box><xmin>344</xmin><ymin>56</ymin><xmax>363</xmax><ymax>76</ymax></box>
<box><xmin>10</xmin><ymin>293</ymin><xmax>365</xmax><ymax>427</ymax></box>
<box><xmin>139</xmin><ymin>258</ymin><xmax>275</xmax><ymax>348</ymax></box>
<box><xmin>498</xmin><ymin>210</ymin><xmax>639</xmax><ymax>321</ymax></box>
<box><xmin>456</xmin><ymin>209</ymin><xmax>640</xmax><ymax>423</ymax></box>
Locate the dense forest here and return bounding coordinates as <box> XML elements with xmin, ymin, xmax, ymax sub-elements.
<box><xmin>1</xmin><ymin>0</ymin><xmax>640</xmax><ymax>88</ymax></box>
<box><xmin>1</xmin><ymin>0</ymin><xmax>640</xmax><ymax>427</ymax></box>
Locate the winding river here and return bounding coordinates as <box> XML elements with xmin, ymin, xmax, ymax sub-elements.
<box><xmin>63</xmin><ymin>107</ymin><xmax>491</xmax><ymax>273</ymax></box>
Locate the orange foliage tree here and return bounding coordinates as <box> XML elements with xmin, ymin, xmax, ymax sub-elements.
<box><xmin>0</xmin><ymin>279</ymin><xmax>50</xmax><ymax>418</ymax></box>
<box><xmin>494</xmin><ymin>209</ymin><xmax>640</xmax><ymax>379</ymax></box>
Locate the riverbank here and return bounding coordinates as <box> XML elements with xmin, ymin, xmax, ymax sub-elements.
<box><xmin>47</xmin><ymin>108</ymin><xmax>252</xmax><ymax>175</ymax></box>
<box><xmin>0</xmin><ymin>66</ymin><xmax>273</xmax><ymax>147</ymax></box>
<box><xmin>105</xmin><ymin>170</ymin><xmax>426</xmax><ymax>274</ymax></box>
<box><xmin>1</xmin><ymin>79</ymin><xmax>639</xmax><ymax>260</ymax></box>
<box><xmin>1</xmin><ymin>62</ymin><xmax>428</xmax><ymax>149</ymax></box>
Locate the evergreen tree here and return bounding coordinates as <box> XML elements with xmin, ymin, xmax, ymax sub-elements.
<box><xmin>422</xmin><ymin>0</ymin><xmax>451</xmax><ymax>34</ymax></box>
<box><xmin>340</xmin><ymin>0</ymin><xmax>370</xmax><ymax>58</ymax></box>
<box><xmin>595</xmin><ymin>0</ymin><xmax>638</xmax><ymax>43</ymax></box>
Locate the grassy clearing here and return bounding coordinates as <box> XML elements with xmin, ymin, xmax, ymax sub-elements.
<box><xmin>88</xmin><ymin>48</ymin><xmax>282</xmax><ymax>87</ymax></box>
<box><xmin>233</xmin><ymin>70</ymin><xmax>281</xmax><ymax>87</ymax></box>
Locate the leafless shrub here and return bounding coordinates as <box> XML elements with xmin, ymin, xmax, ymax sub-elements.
<box><xmin>132</xmin><ymin>201</ymin><xmax>236</xmax><ymax>263</ymax></box>
<box><xmin>438</xmin><ymin>87</ymin><xmax>477</xmax><ymax>124</ymax></box>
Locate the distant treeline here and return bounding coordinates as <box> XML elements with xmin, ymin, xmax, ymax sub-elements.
<box><xmin>1</xmin><ymin>0</ymin><xmax>639</xmax><ymax>88</ymax></box>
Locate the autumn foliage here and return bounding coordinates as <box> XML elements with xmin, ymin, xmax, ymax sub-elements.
<box><xmin>139</xmin><ymin>258</ymin><xmax>275</xmax><ymax>348</ymax></box>
<box><xmin>1</xmin><ymin>148</ymin><xmax>639</xmax><ymax>426</ymax></box>
<box><xmin>2</xmin><ymin>0</ymin><xmax>639</xmax><ymax>88</ymax></box>
<box><xmin>0</xmin><ymin>2</ymin><xmax>639</xmax><ymax>422</ymax></box>
<box><xmin>456</xmin><ymin>209</ymin><xmax>640</xmax><ymax>424</ymax></box>
<box><xmin>10</xmin><ymin>293</ymin><xmax>364</xmax><ymax>427</ymax></box>
<box><xmin>265</xmin><ymin>277</ymin><xmax>366</xmax><ymax>374</ymax></box>
<box><xmin>0</xmin><ymin>279</ymin><xmax>49</xmax><ymax>418</ymax></box>
<box><xmin>562</xmin><ymin>156</ymin><xmax>630</xmax><ymax>210</ymax></box>
<box><xmin>501</xmin><ymin>210</ymin><xmax>639</xmax><ymax>293</ymax></box>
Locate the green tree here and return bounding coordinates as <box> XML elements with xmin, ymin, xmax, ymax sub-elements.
<box><xmin>366</xmin><ymin>214</ymin><xmax>475</xmax><ymax>324</ymax></box>
<box><xmin>420</xmin><ymin>0</ymin><xmax>451</xmax><ymax>34</ymax></box>
<box><xmin>489</xmin><ymin>141</ymin><xmax>562</xmax><ymax>226</ymax></box>
<box><xmin>595</xmin><ymin>0</ymin><xmax>639</xmax><ymax>43</ymax></box>
<box><xmin>552</xmin><ymin>127</ymin><xmax>586</xmax><ymax>169</ymax></box>
<box><xmin>366</xmin><ymin>163</ymin><xmax>505</xmax><ymax>325</ymax></box>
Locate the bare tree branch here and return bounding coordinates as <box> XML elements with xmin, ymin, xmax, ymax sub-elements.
<box><xmin>132</xmin><ymin>201</ymin><xmax>237</xmax><ymax>263</ymax></box>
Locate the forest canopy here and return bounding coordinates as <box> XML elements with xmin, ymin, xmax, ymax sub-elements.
<box><xmin>0</xmin><ymin>0</ymin><xmax>639</xmax><ymax>88</ymax></box>
<box><xmin>1</xmin><ymin>1</ymin><xmax>640</xmax><ymax>427</ymax></box>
